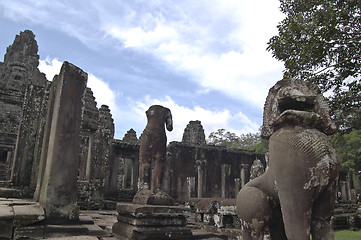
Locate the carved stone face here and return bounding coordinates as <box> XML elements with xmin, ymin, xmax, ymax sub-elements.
<box><xmin>261</xmin><ymin>79</ymin><xmax>337</xmax><ymax>138</ymax></box>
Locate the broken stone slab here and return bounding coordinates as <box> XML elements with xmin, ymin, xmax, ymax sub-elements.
<box><xmin>0</xmin><ymin>187</ymin><xmax>23</xmax><ymax>198</ymax></box>
<box><xmin>84</xmin><ymin>224</ymin><xmax>112</xmax><ymax>237</ymax></box>
<box><xmin>213</xmin><ymin>198</ymin><xmax>238</xmax><ymax>228</ymax></box>
<box><xmin>113</xmin><ymin>202</ymin><xmax>192</xmax><ymax>239</ymax></box>
<box><xmin>13</xmin><ymin>225</ymin><xmax>46</xmax><ymax>239</ymax></box>
<box><xmin>116</xmin><ymin>202</ymin><xmax>191</xmax><ymax>219</ymax></box>
<box><xmin>0</xmin><ymin>204</ymin><xmax>13</xmax><ymax>220</ymax></box>
<box><xmin>100</xmin><ymin>238</ymin><xmax>124</xmax><ymax>240</ymax></box>
<box><xmin>45</xmin><ymin>237</ymin><xmax>98</xmax><ymax>240</ymax></box>
<box><xmin>14</xmin><ymin>225</ymin><xmax>95</xmax><ymax>239</ymax></box>
<box><xmin>191</xmin><ymin>229</ymin><xmax>228</xmax><ymax>240</ymax></box>
<box><xmin>117</xmin><ymin>214</ymin><xmax>187</xmax><ymax>226</ymax></box>
<box><xmin>0</xmin><ymin>197</ymin><xmax>34</xmax><ymax>206</ymax></box>
<box><xmin>132</xmin><ymin>189</ymin><xmax>175</xmax><ymax>206</ymax></box>
<box><xmin>185</xmin><ymin>198</ymin><xmax>202</xmax><ymax>213</ymax></box>
<box><xmin>113</xmin><ymin>221</ymin><xmax>193</xmax><ymax>240</ymax></box>
<box><xmin>79</xmin><ymin>214</ymin><xmax>94</xmax><ymax>224</ymax></box>
<box><xmin>44</xmin><ymin>225</ymin><xmax>89</xmax><ymax>237</ymax></box>
<box><xmin>13</xmin><ymin>203</ymin><xmax>45</xmax><ymax>226</ymax></box>
<box><xmin>195</xmin><ymin>198</ymin><xmax>220</xmax><ymax>215</ymax></box>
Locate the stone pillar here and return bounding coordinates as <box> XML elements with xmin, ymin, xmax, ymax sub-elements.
<box><xmin>132</xmin><ymin>157</ymin><xmax>139</xmax><ymax>191</ymax></box>
<box><xmin>197</xmin><ymin>165</ymin><xmax>203</xmax><ymax>198</ymax></box>
<box><xmin>10</xmin><ymin>84</ymin><xmax>48</xmax><ymax>188</ymax></box>
<box><xmin>240</xmin><ymin>164</ymin><xmax>249</xmax><ymax>188</ymax></box>
<box><xmin>196</xmin><ymin>160</ymin><xmax>206</xmax><ymax>198</ymax></box>
<box><xmin>85</xmin><ymin>133</ymin><xmax>93</xmax><ymax>182</ymax></box>
<box><xmin>162</xmin><ymin>151</ymin><xmax>172</xmax><ymax>194</ymax></box>
<box><xmin>346</xmin><ymin>174</ymin><xmax>352</xmax><ymax>202</ymax></box>
<box><xmin>177</xmin><ymin>177</ymin><xmax>183</xmax><ymax>200</ymax></box>
<box><xmin>6</xmin><ymin>151</ymin><xmax>13</xmax><ymax>180</ymax></box>
<box><xmin>34</xmin><ymin>76</ymin><xmax>58</xmax><ymax>202</ymax></box>
<box><xmin>234</xmin><ymin>178</ymin><xmax>241</xmax><ymax>195</ymax></box>
<box><xmin>221</xmin><ymin>164</ymin><xmax>231</xmax><ymax>198</ymax></box>
<box><xmin>187</xmin><ymin>177</ymin><xmax>196</xmax><ymax>198</ymax></box>
<box><xmin>91</xmin><ymin>104</ymin><xmax>114</xmax><ymax>206</ymax></box>
<box><xmin>340</xmin><ymin>181</ymin><xmax>347</xmax><ymax>202</ymax></box>
<box><xmin>38</xmin><ymin>62</ymin><xmax>87</xmax><ymax>222</ymax></box>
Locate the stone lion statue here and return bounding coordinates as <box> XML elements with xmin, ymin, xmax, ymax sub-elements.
<box><xmin>236</xmin><ymin>79</ymin><xmax>338</xmax><ymax>239</ymax></box>
<box><xmin>133</xmin><ymin>105</ymin><xmax>173</xmax><ymax>205</ymax></box>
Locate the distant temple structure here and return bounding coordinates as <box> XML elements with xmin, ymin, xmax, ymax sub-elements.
<box><xmin>0</xmin><ymin>30</ymin><xmax>264</xmax><ymax>208</ymax></box>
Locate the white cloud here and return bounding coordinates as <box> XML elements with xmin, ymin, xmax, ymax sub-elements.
<box><xmin>3</xmin><ymin>0</ymin><xmax>285</xmax><ymax>140</ymax></box>
<box><xmin>3</xmin><ymin>0</ymin><xmax>285</xmax><ymax>108</ymax></box>
<box><xmin>38</xmin><ymin>56</ymin><xmax>120</xmax><ymax>118</ymax></box>
<box><xmin>87</xmin><ymin>74</ymin><xmax>119</xmax><ymax>113</ymax></box>
<box><xmin>38</xmin><ymin>57</ymin><xmax>62</xmax><ymax>81</ymax></box>
<box><xmin>107</xmin><ymin>24</ymin><xmax>178</xmax><ymax>49</ymax></box>
<box><xmin>131</xmin><ymin>96</ymin><xmax>260</xmax><ymax>142</ymax></box>
<box><xmin>98</xmin><ymin>0</ymin><xmax>285</xmax><ymax>108</ymax></box>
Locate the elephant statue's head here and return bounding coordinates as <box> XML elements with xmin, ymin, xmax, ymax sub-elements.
<box><xmin>146</xmin><ymin>105</ymin><xmax>173</xmax><ymax>132</ymax></box>
<box><xmin>261</xmin><ymin>78</ymin><xmax>337</xmax><ymax>138</ymax></box>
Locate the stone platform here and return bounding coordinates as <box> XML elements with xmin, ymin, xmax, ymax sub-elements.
<box><xmin>0</xmin><ymin>198</ymin><xmax>113</xmax><ymax>239</ymax></box>
<box><xmin>112</xmin><ymin>202</ymin><xmax>193</xmax><ymax>239</ymax></box>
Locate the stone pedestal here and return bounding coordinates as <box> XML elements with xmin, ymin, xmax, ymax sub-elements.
<box><xmin>112</xmin><ymin>203</ymin><xmax>192</xmax><ymax>239</ymax></box>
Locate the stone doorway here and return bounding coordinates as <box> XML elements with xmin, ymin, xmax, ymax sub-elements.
<box><xmin>0</xmin><ymin>150</ymin><xmax>10</xmax><ymax>181</ymax></box>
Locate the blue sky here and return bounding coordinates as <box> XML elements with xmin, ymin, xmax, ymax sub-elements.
<box><xmin>0</xmin><ymin>0</ymin><xmax>285</xmax><ymax>142</ymax></box>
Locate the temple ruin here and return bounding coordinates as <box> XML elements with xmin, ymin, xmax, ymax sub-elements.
<box><xmin>0</xmin><ymin>30</ymin><xmax>263</xmax><ymax>203</ymax></box>
<box><xmin>0</xmin><ymin>30</ymin><xmax>266</xmax><ymax>238</ymax></box>
<box><xmin>2</xmin><ymin>30</ymin><xmax>358</xmax><ymax>239</ymax></box>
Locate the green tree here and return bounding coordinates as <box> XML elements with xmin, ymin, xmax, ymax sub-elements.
<box><xmin>334</xmin><ymin>129</ymin><xmax>361</xmax><ymax>173</ymax></box>
<box><xmin>267</xmin><ymin>0</ymin><xmax>361</xmax><ymax>131</ymax></box>
<box><xmin>207</xmin><ymin>129</ymin><xmax>267</xmax><ymax>153</ymax></box>
<box><xmin>207</xmin><ymin>129</ymin><xmax>241</xmax><ymax>149</ymax></box>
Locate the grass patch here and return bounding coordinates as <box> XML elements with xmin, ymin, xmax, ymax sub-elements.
<box><xmin>334</xmin><ymin>229</ymin><xmax>361</xmax><ymax>240</ymax></box>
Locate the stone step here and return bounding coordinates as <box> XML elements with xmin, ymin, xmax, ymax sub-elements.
<box><xmin>191</xmin><ymin>229</ymin><xmax>228</xmax><ymax>240</ymax></box>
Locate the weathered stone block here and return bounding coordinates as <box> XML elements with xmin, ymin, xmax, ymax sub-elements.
<box><xmin>44</xmin><ymin>225</ymin><xmax>89</xmax><ymax>237</ymax></box>
<box><xmin>46</xmin><ymin>237</ymin><xmax>99</xmax><ymax>240</ymax></box>
<box><xmin>116</xmin><ymin>203</ymin><xmax>190</xmax><ymax>219</ymax></box>
<box><xmin>13</xmin><ymin>225</ymin><xmax>46</xmax><ymax>239</ymax></box>
<box><xmin>0</xmin><ymin>220</ymin><xmax>13</xmax><ymax>239</ymax></box>
<box><xmin>0</xmin><ymin>204</ymin><xmax>14</xmax><ymax>220</ymax></box>
<box><xmin>13</xmin><ymin>203</ymin><xmax>45</xmax><ymax>226</ymax></box>
<box><xmin>117</xmin><ymin>214</ymin><xmax>187</xmax><ymax>226</ymax></box>
<box><xmin>113</xmin><ymin>203</ymin><xmax>192</xmax><ymax>239</ymax></box>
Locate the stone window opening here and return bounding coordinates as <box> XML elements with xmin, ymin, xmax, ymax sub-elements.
<box><xmin>0</xmin><ymin>151</ymin><xmax>7</xmax><ymax>163</ymax></box>
<box><xmin>0</xmin><ymin>151</ymin><xmax>8</xmax><ymax>181</ymax></box>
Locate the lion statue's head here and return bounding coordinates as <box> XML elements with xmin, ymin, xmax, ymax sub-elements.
<box><xmin>261</xmin><ymin>79</ymin><xmax>337</xmax><ymax>139</ymax></box>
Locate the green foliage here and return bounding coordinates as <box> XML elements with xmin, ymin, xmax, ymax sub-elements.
<box><xmin>334</xmin><ymin>229</ymin><xmax>361</xmax><ymax>240</ymax></box>
<box><xmin>333</xmin><ymin>129</ymin><xmax>361</xmax><ymax>173</ymax></box>
<box><xmin>267</xmin><ymin>0</ymin><xmax>361</xmax><ymax>131</ymax></box>
<box><xmin>207</xmin><ymin>129</ymin><xmax>267</xmax><ymax>153</ymax></box>
<box><xmin>249</xmin><ymin>142</ymin><xmax>267</xmax><ymax>153</ymax></box>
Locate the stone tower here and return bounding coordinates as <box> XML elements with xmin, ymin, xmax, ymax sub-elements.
<box><xmin>0</xmin><ymin>30</ymin><xmax>47</xmax><ymax>181</ymax></box>
<box><xmin>182</xmin><ymin>120</ymin><xmax>206</xmax><ymax>145</ymax></box>
<box><xmin>122</xmin><ymin>128</ymin><xmax>139</xmax><ymax>144</ymax></box>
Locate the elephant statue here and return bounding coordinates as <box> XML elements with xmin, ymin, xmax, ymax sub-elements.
<box><xmin>236</xmin><ymin>79</ymin><xmax>338</xmax><ymax>240</ymax></box>
<box><xmin>133</xmin><ymin>105</ymin><xmax>174</xmax><ymax>205</ymax></box>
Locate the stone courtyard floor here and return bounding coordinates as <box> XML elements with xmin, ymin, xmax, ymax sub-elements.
<box><xmin>0</xmin><ymin>196</ymin><xmax>239</xmax><ymax>239</ymax></box>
